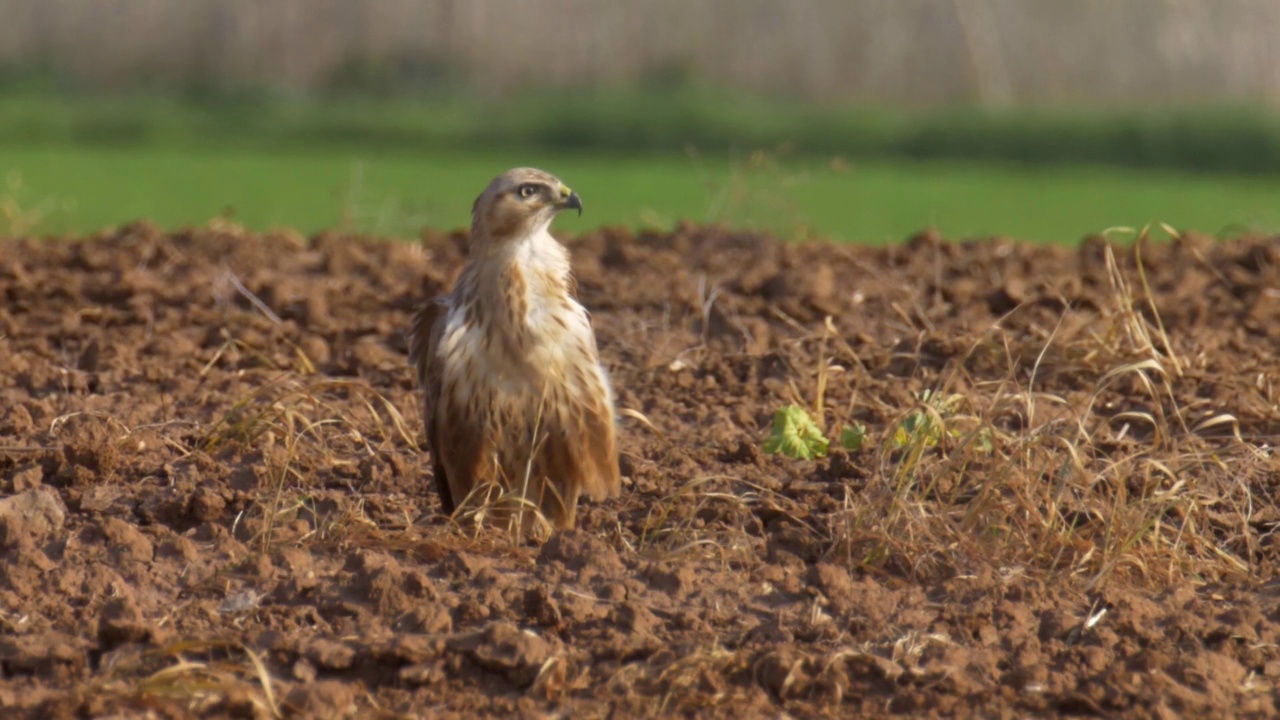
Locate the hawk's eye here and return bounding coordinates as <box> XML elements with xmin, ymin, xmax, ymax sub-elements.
<box><xmin>517</xmin><ymin>183</ymin><xmax>540</xmax><ymax>199</ymax></box>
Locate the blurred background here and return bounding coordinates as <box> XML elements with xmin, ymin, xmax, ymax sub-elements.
<box><xmin>2</xmin><ymin>0</ymin><xmax>1279</xmax><ymax>243</ymax></box>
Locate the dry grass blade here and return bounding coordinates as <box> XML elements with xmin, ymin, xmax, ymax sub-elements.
<box><xmin>240</xmin><ymin>643</ymin><xmax>281</xmax><ymax>719</ymax></box>
<box><xmin>637</xmin><ymin>476</ymin><xmax>755</xmax><ymax>559</ymax></box>
<box><xmin>217</xmin><ymin>265</ymin><xmax>283</xmax><ymax>324</ymax></box>
<box><xmin>452</xmin><ymin>479</ymin><xmax>556</xmax><ymax>543</ymax></box>
<box><xmin>1133</xmin><ymin>224</ymin><xmax>1183</xmax><ymax>377</ymax></box>
<box><xmin>619</xmin><ymin>407</ymin><xmax>665</xmax><ymax>439</ymax></box>
<box><xmin>1191</xmin><ymin>413</ymin><xmax>1243</xmax><ymax>441</ymax></box>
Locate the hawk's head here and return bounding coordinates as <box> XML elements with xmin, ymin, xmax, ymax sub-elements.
<box><xmin>470</xmin><ymin>167</ymin><xmax>583</xmax><ymax>244</ymax></box>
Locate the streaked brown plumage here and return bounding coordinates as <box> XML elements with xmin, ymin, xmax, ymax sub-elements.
<box><xmin>408</xmin><ymin>167</ymin><xmax>620</xmax><ymax>533</ymax></box>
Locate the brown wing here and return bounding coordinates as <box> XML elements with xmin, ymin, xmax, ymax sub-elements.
<box><xmin>574</xmin><ymin>366</ymin><xmax>622</xmax><ymax>502</ymax></box>
<box><xmin>407</xmin><ymin>299</ymin><xmax>459</xmax><ymax>515</ymax></box>
<box><xmin>534</xmin><ymin>362</ymin><xmax>621</xmax><ymax>529</ymax></box>
<box><xmin>570</xmin><ymin>302</ymin><xmax>620</xmax><ymax>503</ymax></box>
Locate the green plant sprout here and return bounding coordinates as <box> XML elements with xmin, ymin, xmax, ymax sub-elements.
<box><xmin>763</xmin><ymin>405</ymin><xmax>869</xmax><ymax>459</ymax></box>
<box><xmin>838</xmin><ymin>423</ymin><xmax>868</xmax><ymax>452</ymax></box>
<box><xmin>762</xmin><ymin>404</ymin><xmax>829</xmax><ymax>460</ymax></box>
<box><xmin>763</xmin><ymin>389</ymin><xmax>993</xmax><ymax>462</ymax></box>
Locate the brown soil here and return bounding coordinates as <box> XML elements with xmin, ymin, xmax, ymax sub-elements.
<box><xmin>2</xmin><ymin>221</ymin><xmax>1280</xmax><ymax>718</ymax></box>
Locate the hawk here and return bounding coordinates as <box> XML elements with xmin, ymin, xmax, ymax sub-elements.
<box><xmin>408</xmin><ymin>167</ymin><xmax>621</xmax><ymax>535</ymax></box>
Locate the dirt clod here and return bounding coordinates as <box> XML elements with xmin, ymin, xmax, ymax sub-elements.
<box><xmin>0</xmin><ymin>488</ymin><xmax>66</xmax><ymax>548</ymax></box>
<box><xmin>97</xmin><ymin>596</ymin><xmax>154</xmax><ymax>651</ymax></box>
<box><xmin>283</xmin><ymin>679</ymin><xmax>357</xmax><ymax>719</ymax></box>
<box><xmin>447</xmin><ymin>622</ymin><xmax>555</xmax><ymax>686</ymax></box>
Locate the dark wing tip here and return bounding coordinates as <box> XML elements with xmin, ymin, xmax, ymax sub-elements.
<box><xmin>408</xmin><ymin>299</ymin><xmax>446</xmax><ymax>383</ymax></box>
<box><xmin>408</xmin><ymin>298</ymin><xmax>457</xmax><ymax>515</ymax></box>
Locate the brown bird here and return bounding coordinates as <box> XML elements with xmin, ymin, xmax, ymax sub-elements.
<box><xmin>408</xmin><ymin>167</ymin><xmax>621</xmax><ymax>535</ymax></box>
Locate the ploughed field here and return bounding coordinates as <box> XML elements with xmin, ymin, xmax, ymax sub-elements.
<box><xmin>2</xmin><ymin>222</ymin><xmax>1279</xmax><ymax>718</ymax></box>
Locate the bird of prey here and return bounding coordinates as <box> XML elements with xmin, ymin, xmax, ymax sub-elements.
<box><xmin>408</xmin><ymin>167</ymin><xmax>621</xmax><ymax>535</ymax></box>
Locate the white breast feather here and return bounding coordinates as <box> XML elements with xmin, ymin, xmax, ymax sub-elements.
<box><xmin>439</xmin><ymin>229</ymin><xmax>605</xmax><ymax>403</ymax></box>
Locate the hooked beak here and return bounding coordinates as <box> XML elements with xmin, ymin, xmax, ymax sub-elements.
<box><xmin>558</xmin><ymin>188</ymin><xmax>583</xmax><ymax>216</ymax></box>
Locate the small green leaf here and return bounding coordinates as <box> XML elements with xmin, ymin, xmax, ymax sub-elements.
<box><xmin>839</xmin><ymin>424</ymin><xmax>868</xmax><ymax>452</ymax></box>
<box><xmin>763</xmin><ymin>404</ymin><xmax>829</xmax><ymax>460</ymax></box>
<box><xmin>973</xmin><ymin>427</ymin><xmax>994</xmax><ymax>453</ymax></box>
<box><xmin>892</xmin><ymin>410</ymin><xmax>941</xmax><ymax>448</ymax></box>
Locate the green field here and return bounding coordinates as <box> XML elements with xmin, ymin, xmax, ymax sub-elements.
<box><xmin>4</xmin><ymin>88</ymin><xmax>1280</xmax><ymax>243</ymax></box>
<box><xmin>5</xmin><ymin>145</ymin><xmax>1280</xmax><ymax>243</ymax></box>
